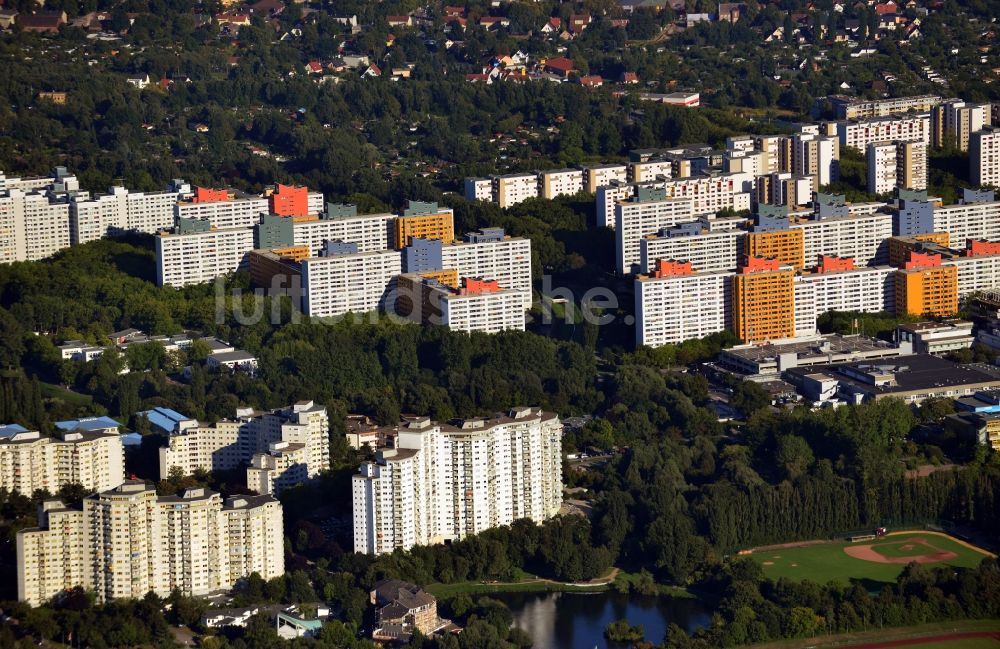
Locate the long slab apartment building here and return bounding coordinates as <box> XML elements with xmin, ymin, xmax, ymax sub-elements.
<box><xmin>17</xmin><ymin>482</ymin><xmax>284</xmax><ymax>606</ymax></box>
<box><xmin>635</xmin><ymin>189</ymin><xmax>1000</xmax><ymax>348</ymax></box>
<box><xmin>352</xmin><ymin>408</ymin><xmax>563</xmax><ymax>555</ymax></box>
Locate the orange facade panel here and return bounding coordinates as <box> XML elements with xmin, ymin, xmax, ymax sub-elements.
<box><xmin>394</xmin><ymin>213</ymin><xmax>455</xmax><ymax>249</ymax></box>
<box><xmin>893</xmin><ymin>265</ymin><xmax>958</xmax><ymax>317</ymax></box>
<box><xmin>743</xmin><ymin>229</ymin><xmax>805</xmax><ymax>270</ymax></box>
<box><xmin>731</xmin><ymin>268</ymin><xmax>796</xmax><ymax>343</ymax></box>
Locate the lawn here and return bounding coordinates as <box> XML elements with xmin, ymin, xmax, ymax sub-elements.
<box><xmin>751</xmin><ymin>532</ymin><xmax>992</xmax><ymax>586</ymax></box>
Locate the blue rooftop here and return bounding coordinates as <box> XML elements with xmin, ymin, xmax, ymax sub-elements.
<box><xmin>0</xmin><ymin>423</ymin><xmax>29</xmax><ymax>438</ymax></box>
<box><xmin>137</xmin><ymin>407</ymin><xmax>192</xmax><ymax>433</ymax></box>
<box><xmin>120</xmin><ymin>432</ymin><xmax>144</xmax><ymax>447</ymax></box>
<box><xmin>55</xmin><ymin>416</ymin><xmax>122</xmax><ymax>432</ymax></box>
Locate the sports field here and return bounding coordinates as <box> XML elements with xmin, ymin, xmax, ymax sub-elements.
<box><xmin>750</xmin><ymin>531</ymin><xmax>994</xmax><ymax>585</ymax></box>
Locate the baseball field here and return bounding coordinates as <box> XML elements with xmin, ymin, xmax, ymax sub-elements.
<box><xmin>750</xmin><ymin>531</ymin><xmax>994</xmax><ymax>585</ymax></box>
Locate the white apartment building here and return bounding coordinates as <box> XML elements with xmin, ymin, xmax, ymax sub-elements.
<box><xmin>352</xmin><ymin>408</ymin><xmax>562</xmax><ymax>555</ymax></box>
<box><xmin>440</xmin><ymin>286</ymin><xmax>527</xmax><ymax>333</ymax></box>
<box><xmin>867</xmin><ymin>141</ymin><xmax>927</xmax><ymax>194</ymax></box>
<box><xmin>634</xmin><ymin>270</ymin><xmax>731</xmax><ymax>347</ymax></box>
<box><xmin>829</xmin><ymin>95</ymin><xmax>941</xmax><ymax>120</ymax></box>
<box><xmin>17</xmin><ymin>482</ymin><xmax>284</xmax><ymax>606</ymax></box>
<box><xmin>175</xmin><ymin>196</ymin><xmax>269</xmax><ymax>230</ymax></box>
<box><xmin>931</xmin><ymin>100</ymin><xmax>991</xmax><ymax>151</ymax></box>
<box><xmin>794</xmin><ymin>266</ymin><xmax>896</xmax><ymax>337</ymax></box>
<box><xmin>293</xmin><ymin>213</ymin><xmax>395</xmax><ymax>254</ymax></box>
<box><xmin>155</xmin><ymin>226</ymin><xmax>255</xmax><ymax>287</ymax></box>
<box><xmin>946</xmin><ymin>254</ymin><xmax>1000</xmax><ymax>298</ymax></box>
<box><xmin>158</xmin><ymin>401</ymin><xmax>330</xmax><ymax>481</ymax></box>
<box><xmin>639</xmin><ymin>229</ymin><xmax>742</xmax><ymax>274</ymax></box>
<box><xmin>463</xmin><ymin>178</ymin><xmax>493</xmax><ymax>202</ymax></box>
<box><xmin>970</xmin><ymin>127</ymin><xmax>1000</xmax><ymax>188</ymax></box>
<box><xmin>933</xmin><ymin>200</ymin><xmax>1000</xmax><ymax>244</ymax></box>
<box><xmin>837</xmin><ymin>114</ymin><xmax>931</xmax><ymax>153</ymax></box>
<box><xmin>538</xmin><ymin>169</ymin><xmax>584</xmax><ymax>199</ymax></box>
<box><xmin>662</xmin><ymin>174</ymin><xmax>750</xmax><ymax>216</ymax></box>
<box><xmin>584</xmin><ymin>164</ymin><xmax>628</xmax><ymax>193</ymax></box>
<box><xmin>125</xmin><ymin>190</ymin><xmax>185</xmax><ymax>233</ymax></box>
<box><xmin>440</xmin><ymin>236</ymin><xmax>532</xmax><ymax>309</ymax></box>
<box><xmin>0</xmin><ymin>423</ymin><xmax>124</xmax><ymax>495</ymax></box>
<box><xmin>0</xmin><ymin>190</ymin><xmax>72</xmax><ymax>263</ymax></box>
<box><xmin>615</xmin><ymin>196</ymin><xmax>696</xmax><ymax>274</ymax></box>
<box><xmin>69</xmin><ymin>188</ymin><xmax>128</xmax><ymax>245</ymax></box>
<box><xmin>492</xmin><ymin>174</ymin><xmax>538</xmax><ymax>208</ymax></box>
<box><xmin>753</xmin><ymin>135</ymin><xmax>793</xmax><ymax>174</ymax></box>
<box><xmin>628</xmin><ymin>160</ymin><xmax>673</xmax><ymax>183</ymax></box>
<box><xmin>301</xmin><ymin>249</ymin><xmax>402</xmax><ymax>318</ymax></box>
<box><xmin>790</xmin><ymin>212</ymin><xmax>894</xmax><ymax>267</ymax></box>
<box><xmin>247</xmin><ymin>441</ymin><xmax>310</xmax><ymax>495</ymax></box>
<box><xmin>596</xmin><ymin>181</ymin><xmax>641</xmax><ymax>229</ymax></box>
<box><xmin>792</xmin><ymin>133</ymin><xmax>839</xmax><ymax>188</ymax></box>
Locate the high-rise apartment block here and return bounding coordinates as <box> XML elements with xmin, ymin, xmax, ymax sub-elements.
<box><xmin>394</xmin><ymin>202</ymin><xmax>455</xmax><ymax>249</ymax></box>
<box><xmin>837</xmin><ymin>114</ymin><xmax>931</xmax><ymax>153</ymax></box>
<box><xmin>731</xmin><ymin>257</ymin><xmax>797</xmax><ymax>343</ymax></box>
<box><xmin>970</xmin><ymin>126</ymin><xmax>1000</xmax><ymax>188</ymax></box>
<box><xmin>17</xmin><ymin>482</ymin><xmax>283</xmax><ymax>605</ymax></box>
<box><xmin>634</xmin><ymin>260</ymin><xmax>730</xmax><ymax>347</ymax></box>
<box><xmin>352</xmin><ymin>408</ymin><xmax>562</xmax><ymax>555</ymax></box>
<box><xmin>492</xmin><ymin>173</ymin><xmax>538</xmax><ymax>208</ymax></box>
<box><xmin>538</xmin><ymin>169</ymin><xmax>584</xmax><ymax>199</ymax></box>
<box><xmin>0</xmin><ymin>418</ymin><xmax>124</xmax><ymax>495</ymax></box>
<box><xmin>301</xmin><ymin>249</ymin><xmax>403</xmax><ymax>318</ymax></box>
<box><xmin>155</xmin><ymin>224</ymin><xmax>255</xmax><ymax>288</ymax></box>
<box><xmin>615</xmin><ymin>188</ymin><xmax>696</xmax><ymax>273</ymax></box>
<box><xmin>931</xmin><ymin>100</ymin><xmax>991</xmax><ymax>151</ymax></box>
<box><xmin>159</xmin><ymin>401</ymin><xmax>329</xmax><ymax>495</ymax></box>
<box><xmin>867</xmin><ymin>141</ymin><xmax>927</xmax><ymax>194</ymax></box>
<box><xmin>792</xmin><ymin>133</ymin><xmax>839</xmax><ymax>189</ymax></box>
<box><xmin>894</xmin><ymin>251</ymin><xmax>959</xmax><ymax>317</ymax></box>
<box><xmin>396</xmin><ymin>274</ymin><xmax>527</xmax><ymax>333</ymax></box>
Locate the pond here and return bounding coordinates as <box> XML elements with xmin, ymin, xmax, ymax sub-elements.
<box><xmin>495</xmin><ymin>590</ymin><xmax>712</xmax><ymax>649</ymax></box>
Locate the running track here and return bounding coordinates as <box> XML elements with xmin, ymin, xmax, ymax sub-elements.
<box><xmin>846</xmin><ymin>631</ymin><xmax>1000</xmax><ymax>648</ymax></box>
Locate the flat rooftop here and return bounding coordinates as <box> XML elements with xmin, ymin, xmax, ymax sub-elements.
<box><xmin>723</xmin><ymin>335</ymin><xmax>897</xmax><ymax>363</ymax></box>
<box><xmin>788</xmin><ymin>354</ymin><xmax>1000</xmax><ymax>394</ymax></box>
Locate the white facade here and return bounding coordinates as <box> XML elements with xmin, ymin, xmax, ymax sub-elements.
<box><xmin>125</xmin><ymin>190</ymin><xmax>183</xmax><ymax>233</ymax></box>
<box><xmin>933</xmin><ymin>201</ymin><xmax>1000</xmax><ymax>245</ymax></box>
<box><xmin>293</xmin><ymin>213</ymin><xmax>395</xmax><ymax>254</ymax></box>
<box><xmin>441</xmin><ymin>237</ymin><xmax>532</xmax><ymax>309</ymax></box>
<box><xmin>538</xmin><ymin>169</ymin><xmax>584</xmax><ymax>199</ymax></box>
<box><xmin>584</xmin><ymin>164</ymin><xmax>628</xmax><ymax>193</ymax></box>
<box><xmin>792</xmin><ymin>133</ymin><xmax>839</xmax><ymax>188</ymax></box>
<box><xmin>615</xmin><ymin>197</ymin><xmax>696</xmax><ymax>274</ymax></box>
<box><xmin>596</xmin><ymin>182</ymin><xmax>638</xmax><ymax>229</ymax></box>
<box><xmin>791</xmin><ymin>212</ymin><xmax>894</xmax><ymax>267</ymax></box>
<box><xmin>971</xmin><ymin>127</ymin><xmax>1000</xmax><ymax>188</ymax></box>
<box><xmin>246</xmin><ymin>441</ymin><xmax>310</xmax><ymax>495</ymax></box>
<box><xmin>662</xmin><ymin>174</ymin><xmax>749</xmax><ymax>216</ymax></box>
<box><xmin>159</xmin><ymin>401</ymin><xmax>329</xmax><ymax>480</ymax></box>
<box><xmin>17</xmin><ymin>483</ymin><xmax>283</xmax><ymax>606</ymax></box>
<box><xmin>301</xmin><ymin>249</ymin><xmax>402</xmax><ymax>318</ymax></box>
<box><xmin>628</xmin><ymin>160</ymin><xmax>673</xmax><ymax>183</ymax></box>
<box><xmin>155</xmin><ymin>226</ymin><xmax>255</xmax><ymax>287</ymax></box>
<box><xmin>0</xmin><ymin>190</ymin><xmax>72</xmax><ymax>263</ymax></box>
<box><xmin>440</xmin><ymin>288</ymin><xmax>527</xmax><ymax>333</ymax></box>
<box><xmin>175</xmin><ymin>197</ymin><xmax>269</xmax><ymax>230</ymax></box>
<box><xmin>837</xmin><ymin>114</ymin><xmax>931</xmax><ymax>152</ymax></box>
<box><xmin>794</xmin><ymin>266</ymin><xmax>896</xmax><ymax>336</ymax></box>
<box><xmin>463</xmin><ymin>178</ymin><xmax>493</xmax><ymax>202</ymax></box>
<box><xmin>635</xmin><ymin>271</ymin><xmax>731</xmax><ymax>347</ymax></box>
<box><xmin>352</xmin><ymin>408</ymin><xmax>562</xmax><ymax>555</ymax></box>
<box><xmin>0</xmin><ymin>426</ymin><xmax>125</xmax><ymax>495</ymax></box>
<box><xmin>639</xmin><ymin>229</ymin><xmax>742</xmax><ymax>274</ymax></box>
<box><xmin>867</xmin><ymin>141</ymin><xmax>927</xmax><ymax>194</ymax></box>
<box><xmin>946</xmin><ymin>254</ymin><xmax>1000</xmax><ymax>298</ymax></box>
<box><xmin>69</xmin><ymin>188</ymin><xmax>128</xmax><ymax>245</ymax></box>
<box><xmin>493</xmin><ymin>174</ymin><xmax>538</xmax><ymax>208</ymax></box>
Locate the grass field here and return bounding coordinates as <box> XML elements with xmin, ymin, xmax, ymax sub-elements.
<box><xmin>746</xmin><ymin>619</ymin><xmax>1000</xmax><ymax>649</ymax></box>
<box><xmin>751</xmin><ymin>532</ymin><xmax>992</xmax><ymax>586</ymax></box>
